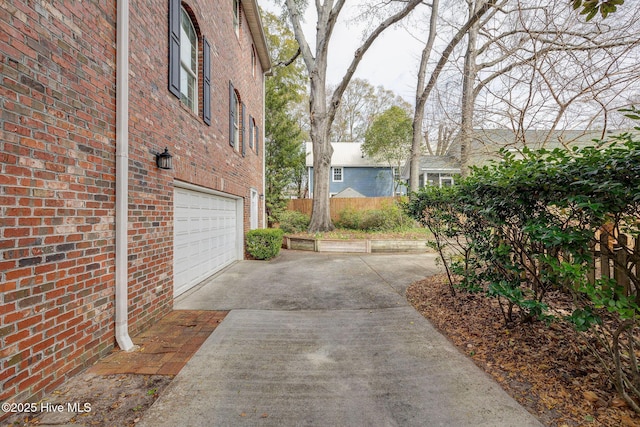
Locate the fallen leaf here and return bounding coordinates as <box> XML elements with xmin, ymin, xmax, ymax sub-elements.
<box><xmin>611</xmin><ymin>397</ymin><xmax>627</xmax><ymax>408</ymax></box>
<box><xmin>583</xmin><ymin>391</ymin><xmax>600</xmax><ymax>402</ymax></box>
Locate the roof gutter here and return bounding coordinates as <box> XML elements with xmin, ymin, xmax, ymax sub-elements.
<box><xmin>115</xmin><ymin>0</ymin><xmax>134</xmax><ymax>352</ymax></box>
<box><xmin>242</xmin><ymin>0</ymin><xmax>272</xmax><ymax>74</ymax></box>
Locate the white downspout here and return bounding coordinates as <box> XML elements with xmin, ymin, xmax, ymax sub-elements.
<box><xmin>262</xmin><ymin>73</ymin><xmax>267</xmax><ymax>228</ymax></box>
<box><xmin>115</xmin><ymin>0</ymin><xmax>134</xmax><ymax>351</ymax></box>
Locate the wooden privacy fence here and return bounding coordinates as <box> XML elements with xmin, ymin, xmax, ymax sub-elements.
<box><xmin>589</xmin><ymin>229</ymin><xmax>639</xmax><ymax>297</ymax></box>
<box><xmin>287</xmin><ymin>197</ymin><xmax>401</xmax><ymax>221</ymax></box>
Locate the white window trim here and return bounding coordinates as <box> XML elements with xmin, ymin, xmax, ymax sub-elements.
<box><xmin>233</xmin><ymin>0</ymin><xmax>240</xmax><ymax>37</ymax></box>
<box><xmin>233</xmin><ymin>91</ymin><xmax>240</xmax><ymax>151</ymax></box>
<box><xmin>332</xmin><ymin>167</ymin><xmax>343</xmax><ymax>182</ymax></box>
<box><xmin>250</xmin><ymin>188</ymin><xmax>259</xmax><ymax>230</ymax></box>
<box><xmin>439</xmin><ymin>175</ymin><xmax>454</xmax><ymax>187</ymax></box>
<box><xmin>180</xmin><ymin>7</ymin><xmax>198</xmax><ymax>113</ymax></box>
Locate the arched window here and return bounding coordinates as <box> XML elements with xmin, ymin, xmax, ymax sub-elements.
<box><xmin>169</xmin><ymin>1</ymin><xmax>211</xmax><ymax>124</ymax></box>
<box><xmin>180</xmin><ymin>7</ymin><xmax>197</xmax><ymax>112</ymax></box>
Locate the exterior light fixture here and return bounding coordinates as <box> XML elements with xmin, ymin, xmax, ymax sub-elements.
<box><xmin>155</xmin><ymin>147</ymin><xmax>173</xmax><ymax>170</ymax></box>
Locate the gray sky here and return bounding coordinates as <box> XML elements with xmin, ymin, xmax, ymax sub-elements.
<box><xmin>259</xmin><ymin>1</ymin><xmax>425</xmax><ymax>103</ymax></box>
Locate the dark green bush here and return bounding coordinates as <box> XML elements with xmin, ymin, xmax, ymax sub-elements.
<box><xmin>337</xmin><ymin>202</ymin><xmax>415</xmax><ymax>231</ymax></box>
<box><xmin>277</xmin><ymin>210</ymin><xmax>310</xmax><ymax>234</ymax></box>
<box><xmin>404</xmin><ymin>122</ymin><xmax>640</xmax><ymax>412</ymax></box>
<box><xmin>335</xmin><ymin>207</ymin><xmax>362</xmax><ymax>229</ymax></box>
<box><xmin>245</xmin><ymin>228</ymin><xmax>285</xmax><ymax>260</ymax></box>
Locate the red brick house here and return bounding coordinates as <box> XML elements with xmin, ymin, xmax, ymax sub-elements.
<box><xmin>0</xmin><ymin>0</ymin><xmax>270</xmax><ymax>409</ymax></box>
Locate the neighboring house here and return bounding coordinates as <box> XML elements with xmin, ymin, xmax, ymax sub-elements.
<box><xmin>447</xmin><ymin>128</ymin><xmax>621</xmax><ymax>168</ymax></box>
<box><xmin>0</xmin><ymin>0</ymin><xmax>270</xmax><ymax>409</ymax></box>
<box><xmin>306</xmin><ymin>142</ymin><xmax>406</xmax><ymax>198</ymax></box>
<box><xmin>402</xmin><ymin>128</ymin><xmax>626</xmax><ymax>189</ymax></box>
<box><xmin>400</xmin><ymin>156</ymin><xmax>461</xmax><ymax>188</ymax></box>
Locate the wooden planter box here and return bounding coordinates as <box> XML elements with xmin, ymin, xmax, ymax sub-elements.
<box><xmin>370</xmin><ymin>240</ymin><xmax>428</xmax><ymax>253</ymax></box>
<box><xmin>284</xmin><ymin>236</ymin><xmax>428</xmax><ymax>253</ymax></box>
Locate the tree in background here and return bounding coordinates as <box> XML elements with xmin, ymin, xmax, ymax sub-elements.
<box><xmin>330</xmin><ymin>78</ymin><xmax>411</xmax><ymax>142</ymax></box>
<box><xmin>572</xmin><ymin>0</ymin><xmax>625</xmax><ymax>20</ymax></box>
<box><xmin>362</xmin><ymin>106</ymin><xmax>413</xmax><ymax>194</ymax></box>
<box><xmin>263</xmin><ymin>11</ymin><xmax>307</xmax><ymax>225</ymax></box>
<box><xmin>454</xmin><ymin>0</ymin><xmax>640</xmax><ymax>173</ymax></box>
<box><xmin>408</xmin><ymin>0</ymin><xmax>501</xmax><ymax>191</ymax></box>
<box><xmin>282</xmin><ymin>0</ymin><xmax>424</xmax><ymax>231</ymax></box>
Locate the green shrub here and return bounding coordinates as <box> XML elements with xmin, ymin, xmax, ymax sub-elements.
<box><xmin>404</xmin><ymin>125</ymin><xmax>640</xmax><ymax>412</ymax></box>
<box><xmin>360</xmin><ymin>202</ymin><xmax>415</xmax><ymax>231</ymax></box>
<box><xmin>245</xmin><ymin>228</ymin><xmax>285</xmax><ymax>260</ymax></box>
<box><xmin>277</xmin><ymin>210</ymin><xmax>310</xmax><ymax>234</ymax></box>
<box><xmin>336</xmin><ymin>203</ymin><xmax>415</xmax><ymax>231</ymax></box>
<box><xmin>335</xmin><ymin>207</ymin><xmax>363</xmax><ymax>230</ymax></box>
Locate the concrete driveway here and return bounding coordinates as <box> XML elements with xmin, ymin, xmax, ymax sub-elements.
<box><xmin>139</xmin><ymin>250</ymin><xmax>542</xmax><ymax>427</ymax></box>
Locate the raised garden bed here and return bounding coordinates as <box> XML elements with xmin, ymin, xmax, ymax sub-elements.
<box><xmin>283</xmin><ymin>235</ymin><xmax>430</xmax><ymax>253</ymax></box>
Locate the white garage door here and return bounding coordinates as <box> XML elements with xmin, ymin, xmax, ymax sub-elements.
<box><xmin>174</xmin><ymin>186</ymin><xmax>240</xmax><ymax>296</ymax></box>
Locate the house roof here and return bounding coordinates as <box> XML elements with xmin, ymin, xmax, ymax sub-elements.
<box><xmin>305</xmin><ymin>142</ymin><xmax>390</xmax><ymax>168</ymax></box>
<box><xmin>332</xmin><ymin>187</ymin><xmax>366</xmax><ymax>198</ymax></box>
<box><xmin>242</xmin><ymin>0</ymin><xmax>272</xmax><ymax>74</ymax></box>
<box><xmin>400</xmin><ymin>156</ymin><xmax>461</xmax><ymax>179</ymax></box>
<box><xmin>447</xmin><ymin>128</ymin><xmax>631</xmax><ymax>167</ymax></box>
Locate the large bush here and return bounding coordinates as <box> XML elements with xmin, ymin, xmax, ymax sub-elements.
<box><xmin>336</xmin><ymin>201</ymin><xmax>415</xmax><ymax>232</ymax></box>
<box><xmin>277</xmin><ymin>210</ymin><xmax>310</xmax><ymax>234</ymax></box>
<box><xmin>405</xmin><ymin>126</ymin><xmax>640</xmax><ymax>411</ymax></box>
<box><xmin>245</xmin><ymin>229</ymin><xmax>285</xmax><ymax>260</ymax></box>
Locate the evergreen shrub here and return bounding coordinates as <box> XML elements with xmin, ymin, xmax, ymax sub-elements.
<box><xmin>245</xmin><ymin>229</ymin><xmax>285</xmax><ymax>260</ymax></box>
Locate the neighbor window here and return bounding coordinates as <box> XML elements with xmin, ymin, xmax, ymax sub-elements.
<box><xmin>180</xmin><ymin>7</ymin><xmax>197</xmax><ymax>112</ymax></box>
<box><xmin>332</xmin><ymin>167</ymin><xmax>343</xmax><ymax>182</ymax></box>
<box><xmin>233</xmin><ymin>0</ymin><xmax>240</xmax><ymax>36</ymax></box>
<box><xmin>440</xmin><ymin>176</ymin><xmax>454</xmax><ymax>187</ymax></box>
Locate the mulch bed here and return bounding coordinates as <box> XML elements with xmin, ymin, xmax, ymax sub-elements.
<box><xmin>406</xmin><ymin>274</ymin><xmax>640</xmax><ymax>427</ymax></box>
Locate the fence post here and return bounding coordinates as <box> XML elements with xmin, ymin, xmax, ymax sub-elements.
<box><xmin>587</xmin><ymin>240</ymin><xmax>596</xmax><ymax>285</ymax></box>
<box><xmin>614</xmin><ymin>234</ymin><xmax>630</xmax><ymax>296</ymax></box>
<box><xmin>600</xmin><ymin>233</ymin><xmax>611</xmax><ymax>279</ymax></box>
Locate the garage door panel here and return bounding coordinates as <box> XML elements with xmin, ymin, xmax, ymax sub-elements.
<box><xmin>174</xmin><ymin>187</ymin><xmax>239</xmax><ymax>296</ymax></box>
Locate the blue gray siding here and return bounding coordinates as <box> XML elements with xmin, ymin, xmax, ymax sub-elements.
<box><xmin>308</xmin><ymin>167</ymin><xmax>406</xmax><ymax>197</ymax></box>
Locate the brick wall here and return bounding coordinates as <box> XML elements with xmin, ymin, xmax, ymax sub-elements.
<box><xmin>126</xmin><ymin>0</ymin><xmax>265</xmax><ymax>334</ymax></box>
<box><xmin>1</xmin><ymin>0</ymin><xmax>266</xmax><ymax>411</ymax></box>
<box><xmin>1</xmin><ymin>0</ymin><xmax>118</xmax><ymax>407</ymax></box>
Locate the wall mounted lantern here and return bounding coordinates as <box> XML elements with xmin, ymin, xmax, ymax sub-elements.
<box><xmin>155</xmin><ymin>147</ymin><xmax>173</xmax><ymax>170</ymax></box>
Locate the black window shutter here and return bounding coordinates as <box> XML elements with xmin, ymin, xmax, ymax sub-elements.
<box><xmin>249</xmin><ymin>115</ymin><xmax>254</xmax><ymax>150</ymax></box>
<box><xmin>168</xmin><ymin>0</ymin><xmax>180</xmax><ymax>98</ymax></box>
<box><xmin>203</xmin><ymin>37</ymin><xmax>211</xmax><ymax>125</ymax></box>
<box><xmin>229</xmin><ymin>82</ymin><xmax>235</xmax><ymax>147</ymax></box>
<box><xmin>241</xmin><ymin>103</ymin><xmax>246</xmax><ymax>157</ymax></box>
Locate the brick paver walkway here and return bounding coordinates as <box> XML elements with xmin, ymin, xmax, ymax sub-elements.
<box><xmin>88</xmin><ymin>310</ymin><xmax>228</xmax><ymax>376</ymax></box>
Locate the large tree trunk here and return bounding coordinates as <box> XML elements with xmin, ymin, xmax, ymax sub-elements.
<box><xmin>409</xmin><ymin>0</ymin><xmax>498</xmax><ymax>191</ymax></box>
<box><xmin>409</xmin><ymin>0</ymin><xmax>439</xmax><ymax>193</ymax></box>
<box><xmin>409</xmin><ymin>101</ymin><xmax>426</xmax><ymax>192</ymax></box>
<box><xmin>459</xmin><ymin>2</ymin><xmax>480</xmax><ymax>176</ymax></box>
<box><xmin>308</xmin><ymin>73</ymin><xmax>335</xmax><ymax>231</ymax></box>
<box><xmin>285</xmin><ymin>0</ymin><xmax>423</xmax><ymax>231</ymax></box>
